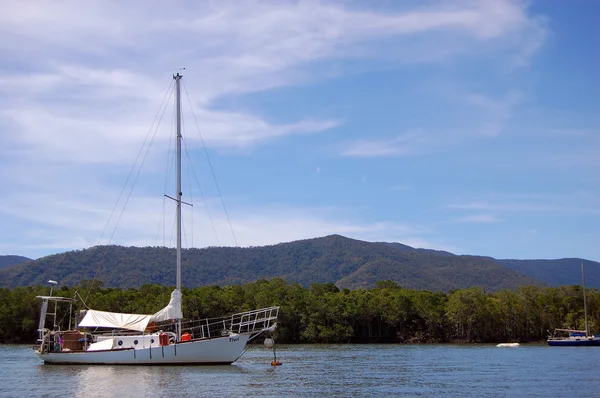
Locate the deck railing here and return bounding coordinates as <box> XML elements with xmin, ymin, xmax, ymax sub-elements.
<box><xmin>230</xmin><ymin>306</ymin><xmax>280</xmax><ymax>334</ymax></box>
<box><xmin>179</xmin><ymin>306</ymin><xmax>279</xmax><ymax>340</ymax></box>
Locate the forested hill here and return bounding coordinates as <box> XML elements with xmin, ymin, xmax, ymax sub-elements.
<box><xmin>497</xmin><ymin>258</ymin><xmax>599</xmax><ymax>288</ymax></box>
<box><xmin>0</xmin><ymin>235</ymin><xmax>550</xmax><ymax>291</ymax></box>
<box><xmin>0</xmin><ymin>255</ymin><xmax>31</xmax><ymax>269</ymax></box>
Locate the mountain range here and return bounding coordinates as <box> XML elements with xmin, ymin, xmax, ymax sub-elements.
<box><xmin>0</xmin><ymin>255</ymin><xmax>31</xmax><ymax>269</ymax></box>
<box><xmin>0</xmin><ymin>235</ymin><xmax>597</xmax><ymax>291</ymax></box>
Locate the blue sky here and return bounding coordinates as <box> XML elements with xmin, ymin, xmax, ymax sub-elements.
<box><xmin>0</xmin><ymin>0</ymin><xmax>598</xmax><ymax>262</ymax></box>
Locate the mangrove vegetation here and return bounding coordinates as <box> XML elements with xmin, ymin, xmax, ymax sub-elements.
<box><xmin>1</xmin><ymin>278</ymin><xmax>598</xmax><ymax>344</ymax></box>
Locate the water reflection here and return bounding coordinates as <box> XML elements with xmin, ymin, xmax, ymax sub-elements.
<box><xmin>31</xmin><ymin>356</ymin><xmax>256</xmax><ymax>397</ymax></box>
<box><xmin>66</xmin><ymin>364</ymin><xmax>251</xmax><ymax>397</ymax></box>
<box><xmin>3</xmin><ymin>344</ymin><xmax>600</xmax><ymax>397</ymax></box>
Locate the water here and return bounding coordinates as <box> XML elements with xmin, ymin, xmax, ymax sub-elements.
<box><xmin>1</xmin><ymin>344</ymin><xmax>598</xmax><ymax>397</ymax></box>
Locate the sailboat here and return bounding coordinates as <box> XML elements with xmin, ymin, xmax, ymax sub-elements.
<box><xmin>34</xmin><ymin>73</ymin><xmax>279</xmax><ymax>364</ymax></box>
<box><xmin>547</xmin><ymin>261</ymin><xmax>600</xmax><ymax>347</ymax></box>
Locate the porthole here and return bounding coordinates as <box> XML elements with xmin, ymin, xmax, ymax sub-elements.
<box><xmin>150</xmin><ymin>339</ymin><xmax>155</xmax><ymax>344</ymax></box>
<box><xmin>134</xmin><ymin>340</ymin><xmax>139</xmax><ymax>345</ymax></box>
<box><xmin>118</xmin><ymin>340</ymin><xmax>123</xmax><ymax>346</ymax></box>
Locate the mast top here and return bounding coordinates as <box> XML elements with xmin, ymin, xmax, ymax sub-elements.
<box><xmin>173</xmin><ymin>68</ymin><xmax>185</xmax><ymax>79</ymax></box>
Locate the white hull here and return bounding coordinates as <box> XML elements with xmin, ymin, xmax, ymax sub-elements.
<box><xmin>37</xmin><ymin>334</ymin><xmax>250</xmax><ymax>365</ymax></box>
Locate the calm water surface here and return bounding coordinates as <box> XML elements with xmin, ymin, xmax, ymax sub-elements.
<box><xmin>1</xmin><ymin>344</ymin><xmax>598</xmax><ymax>397</ymax></box>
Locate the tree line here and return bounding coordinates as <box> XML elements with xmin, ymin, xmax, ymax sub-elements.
<box><xmin>1</xmin><ymin>278</ymin><xmax>598</xmax><ymax>344</ymax></box>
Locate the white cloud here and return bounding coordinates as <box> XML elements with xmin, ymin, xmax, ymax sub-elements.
<box><xmin>463</xmin><ymin>91</ymin><xmax>522</xmax><ymax>136</ymax></box>
<box><xmin>1</xmin><ymin>0</ymin><xmax>547</xmax><ymax>91</ymax></box>
<box><xmin>388</xmin><ymin>185</ymin><xmax>411</xmax><ymax>192</ymax></box>
<box><xmin>455</xmin><ymin>214</ymin><xmax>502</xmax><ymax>223</ymax></box>
<box><xmin>0</xmin><ymin>0</ymin><xmax>546</xmax><ymax>160</ymax></box>
<box><xmin>450</xmin><ymin>193</ymin><xmax>600</xmax><ymax>215</ymax></box>
<box><xmin>0</xmin><ymin>187</ymin><xmax>444</xmax><ymax>258</ymax></box>
<box><xmin>0</xmin><ymin>66</ymin><xmax>340</xmax><ymax>164</ymax></box>
<box><xmin>184</xmin><ymin>109</ymin><xmax>339</xmax><ymax>148</ymax></box>
<box><xmin>341</xmin><ymin>131</ymin><xmax>428</xmax><ymax>157</ymax></box>
<box><xmin>451</xmin><ymin>202</ymin><xmax>499</xmax><ymax>211</ymax></box>
<box><xmin>0</xmin><ymin>0</ymin><xmax>551</xmax><ymax>258</ymax></box>
<box><xmin>399</xmin><ymin>237</ymin><xmax>459</xmax><ymax>254</ymax></box>
<box><xmin>545</xmin><ymin>128</ymin><xmax>598</xmax><ymax>137</ymax></box>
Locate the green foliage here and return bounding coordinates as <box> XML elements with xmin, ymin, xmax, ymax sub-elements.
<box><xmin>0</xmin><ymin>255</ymin><xmax>31</xmax><ymax>269</ymax></box>
<box><xmin>498</xmin><ymin>259</ymin><xmax>600</xmax><ymax>288</ymax></box>
<box><xmin>2</xmin><ymin>279</ymin><xmax>599</xmax><ymax>345</ymax></box>
<box><xmin>0</xmin><ymin>235</ymin><xmax>562</xmax><ymax>292</ymax></box>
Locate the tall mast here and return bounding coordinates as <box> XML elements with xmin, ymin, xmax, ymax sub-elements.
<box><xmin>174</xmin><ymin>72</ymin><xmax>183</xmax><ymax>341</ymax></box>
<box><xmin>582</xmin><ymin>260</ymin><xmax>589</xmax><ymax>336</ymax></box>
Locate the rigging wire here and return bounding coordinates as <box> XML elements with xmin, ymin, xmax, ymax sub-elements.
<box><xmin>183</xmin><ymin>115</ymin><xmax>195</xmax><ymax>248</ymax></box>
<box><xmin>167</xmin><ymin>99</ymin><xmax>177</xmax><ymax>250</ymax></box>
<box><xmin>166</xmin><ymin>95</ymin><xmax>178</xmax><ymax>251</ymax></box>
<box><xmin>181</xmin><ymin>111</ymin><xmax>189</xmax><ymax>249</ymax></box>
<box><xmin>155</xmin><ymin>87</ymin><xmax>177</xmax><ymax>247</ymax></box>
<box><xmin>182</xmin><ymin>81</ymin><xmax>238</xmax><ymax>246</ymax></box>
<box><xmin>182</xmin><ymin>126</ymin><xmax>196</xmax><ymax>247</ymax></box>
<box><xmin>97</xmin><ymin>80</ymin><xmax>174</xmax><ymax>246</ymax></box>
<box><xmin>166</xmin><ymin>87</ymin><xmax>178</xmax><ymax>251</ymax></box>
<box><xmin>168</xmin><ymin>204</ymin><xmax>177</xmax><ymax>249</ymax></box>
<box><xmin>84</xmin><ymin>80</ymin><xmax>174</xmax><ymax>303</ymax></box>
<box><xmin>182</xmin><ymin>120</ymin><xmax>221</xmax><ymax>246</ymax></box>
<box><xmin>108</xmin><ymin>88</ymin><xmax>172</xmax><ymax>245</ymax></box>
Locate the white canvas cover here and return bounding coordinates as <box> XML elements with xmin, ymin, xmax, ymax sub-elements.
<box><xmin>86</xmin><ymin>338</ymin><xmax>115</xmax><ymax>351</ymax></box>
<box><xmin>78</xmin><ymin>309</ymin><xmax>152</xmax><ymax>332</ymax></box>
<box><xmin>149</xmin><ymin>289</ymin><xmax>183</xmax><ymax>322</ymax></box>
<box><xmin>78</xmin><ymin>289</ymin><xmax>183</xmax><ymax>332</ymax></box>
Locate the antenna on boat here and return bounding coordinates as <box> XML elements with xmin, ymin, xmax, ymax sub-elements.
<box><xmin>48</xmin><ymin>280</ymin><xmax>58</xmax><ymax>298</ymax></box>
<box><xmin>582</xmin><ymin>260</ymin><xmax>589</xmax><ymax>337</ymax></box>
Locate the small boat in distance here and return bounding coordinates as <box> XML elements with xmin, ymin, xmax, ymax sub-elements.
<box><xmin>547</xmin><ymin>329</ymin><xmax>600</xmax><ymax>347</ymax></box>
<box><xmin>547</xmin><ymin>261</ymin><xmax>600</xmax><ymax>347</ymax></box>
<box><xmin>496</xmin><ymin>343</ymin><xmax>520</xmax><ymax>347</ymax></box>
<box><xmin>34</xmin><ymin>72</ymin><xmax>280</xmax><ymax>364</ymax></box>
